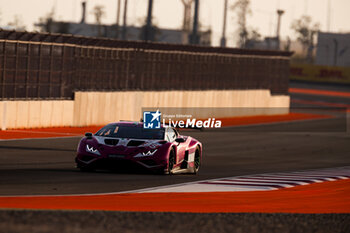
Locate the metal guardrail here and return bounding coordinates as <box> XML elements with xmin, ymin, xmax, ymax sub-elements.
<box><xmin>0</xmin><ymin>30</ymin><xmax>291</xmax><ymax>100</ymax></box>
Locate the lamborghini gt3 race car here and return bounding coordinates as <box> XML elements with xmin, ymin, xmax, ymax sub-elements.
<box><xmin>75</xmin><ymin>121</ymin><xmax>202</xmax><ymax>174</ymax></box>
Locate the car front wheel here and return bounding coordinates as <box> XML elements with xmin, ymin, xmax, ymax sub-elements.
<box><xmin>166</xmin><ymin>148</ymin><xmax>175</xmax><ymax>174</ymax></box>
<box><xmin>193</xmin><ymin>148</ymin><xmax>201</xmax><ymax>174</ymax></box>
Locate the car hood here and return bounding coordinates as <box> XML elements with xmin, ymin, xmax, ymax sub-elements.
<box><xmin>95</xmin><ymin>136</ymin><xmax>163</xmax><ymax>147</ymax></box>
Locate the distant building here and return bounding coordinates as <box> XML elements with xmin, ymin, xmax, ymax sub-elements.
<box><xmin>245</xmin><ymin>37</ymin><xmax>280</xmax><ymax>50</ymax></box>
<box><xmin>245</xmin><ymin>37</ymin><xmax>307</xmax><ymax>57</ymax></box>
<box><xmin>316</xmin><ymin>32</ymin><xmax>350</xmax><ymax>67</ymax></box>
<box><xmin>36</xmin><ymin>20</ymin><xmax>211</xmax><ymax>46</ymax></box>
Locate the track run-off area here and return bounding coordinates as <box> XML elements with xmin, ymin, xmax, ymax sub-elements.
<box><xmin>0</xmin><ymin>167</ymin><xmax>349</xmax><ymax>213</ymax></box>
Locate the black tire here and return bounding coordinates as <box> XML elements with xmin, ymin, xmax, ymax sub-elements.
<box><xmin>193</xmin><ymin>148</ymin><xmax>201</xmax><ymax>174</ymax></box>
<box><xmin>166</xmin><ymin>148</ymin><xmax>175</xmax><ymax>175</ymax></box>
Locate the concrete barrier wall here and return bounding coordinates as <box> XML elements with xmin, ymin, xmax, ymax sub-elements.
<box><xmin>0</xmin><ymin>90</ymin><xmax>289</xmax><ymax>129</ymax></box>
<box><xmin>0</xmin><ymin>101</ymin><xmax>74</xmax><ymax>130</ymax></box>
<box><xmin>73</xmin><ymin>90</ymin><xmax>290</xmax><ymax>127</ymax></box>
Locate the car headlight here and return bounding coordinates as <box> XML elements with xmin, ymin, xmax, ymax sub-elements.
<box><xmin>86</xmin><ymin>144</ymin><xmax>101</xmax><ymax>156</ymax></box>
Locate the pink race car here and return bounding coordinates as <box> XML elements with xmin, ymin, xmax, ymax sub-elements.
<box><xmin>75</xmin><ymin>121</ymin><xmax>202</xmax><ymax>174</ymax></box>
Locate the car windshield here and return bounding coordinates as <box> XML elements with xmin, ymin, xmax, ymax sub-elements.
<box><xmin>95</xmin><ymin>124</ymin><xmax>165</xmax><ymax>140</ymax></box>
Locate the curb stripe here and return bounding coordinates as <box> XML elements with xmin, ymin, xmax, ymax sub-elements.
<box><xmin>0</xmin><ymin>179</ymin><xmax>349</xmax><ymax>213</ymax></box>
<box><xmin>220</xmin><ymin>179</ymin><xmax>307</xmax><ymax>186</ymax></box>
<box><xmin>136</xmin><ymin>167</ymin><xmax>350</xmax><ymax>193</ymax></box>
<box><xmin>199</xmin><ymin>181</ymin><xmax>291</xmax><ymax>189</ymax></box>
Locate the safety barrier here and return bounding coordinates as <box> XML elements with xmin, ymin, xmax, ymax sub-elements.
<box><xmin>0</xmin><ymin>90</ymin><xmax>289</xmax><ymax>129</ymax></box>
<box><xmin>0</xmin><ymin>30</ymin><xmax>292</xmax><ymax>100</ymax></box>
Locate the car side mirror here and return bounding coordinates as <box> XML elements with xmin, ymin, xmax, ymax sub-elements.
<box><xmin>85</xmin><ymin>132</ymin><xmax>93</xmax><ymax>139</ymax></box>
<box><xmin>175</xmin><ymin>137</ymin><xmax>185</xmax><ymax>143</ymax></box>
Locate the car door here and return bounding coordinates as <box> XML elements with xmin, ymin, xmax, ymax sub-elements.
<box><xmin>168</xmin><ymin>127</ymin><xmax>187</xmax><ymax>164</ymax></box>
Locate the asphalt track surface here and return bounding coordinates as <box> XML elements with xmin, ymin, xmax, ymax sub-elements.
<box><xmin>0</xmin><ymin>81</ymin><xmax>349</xmax><ymax>232</ymax></box>
<box><xmin>0</xmin><ymin>116</ymin><xmax>349</xmax><ymax>196</ymax></box>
